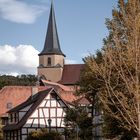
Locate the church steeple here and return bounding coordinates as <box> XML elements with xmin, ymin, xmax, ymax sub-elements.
<box><xmin>38</xmin><ymin>1</ymin><xmax>65</xmax><ymax>82</ymax></box>
<box><xmin>39</xmin><ymin>1</ymin><xmax>65</xmax><ymax>57</ymax></box>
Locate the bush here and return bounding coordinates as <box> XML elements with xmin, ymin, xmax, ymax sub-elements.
<box><xmin>26</xmin><ymin>128</ymin><xmax>64</xmax><ymax>140</ymax></box>
<box><xmin>0</xmin><ymin>119</ymin><xmax>3</xmax><ymax>140</ymax></box>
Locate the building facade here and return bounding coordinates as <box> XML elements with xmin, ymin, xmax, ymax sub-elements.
<box><xmin>3</xmin><ymin>88</ymin><xmax>75</xmax><ymax>140</ymax></box>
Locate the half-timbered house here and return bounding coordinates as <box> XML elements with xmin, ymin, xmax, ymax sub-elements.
<box><xmin>3</xmin><ymin>87</ymin><xmax>77</xmax><ymax>140</ymax></box>
<box><xmin>1</xmin><ymin>1</ymin><xmax>93</xmax><ymax>140</ymax></box>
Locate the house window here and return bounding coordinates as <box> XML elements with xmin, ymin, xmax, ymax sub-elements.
<box><xmin>10</xmin><ymin>114</ymin><xmax>13</xmax><ymax>122</ymax></box>
<box><xmin>7</xmin><ymin>102</ymin><xmax>12</xmax><ymax>109</ymax></box>
<box><xmin>47</xmin><ymin>57</ymin><xmax>51</xmax><ymax>66</ymax></box>
<box><xmin>14</xmin><ymin>113</ymin><xmax>18</xmax><ymax>122</ymax></box>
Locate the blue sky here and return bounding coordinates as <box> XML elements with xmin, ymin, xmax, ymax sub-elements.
<box><xmin>0</xmin><ymin>0</ymin><xmax>118</xmax><ymax>75</ymax></box>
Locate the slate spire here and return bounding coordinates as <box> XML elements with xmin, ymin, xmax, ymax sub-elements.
<box><xmin>39</xmin><ymin>1</ymin><xmax>65</xmax><ymax>56</ymax></box>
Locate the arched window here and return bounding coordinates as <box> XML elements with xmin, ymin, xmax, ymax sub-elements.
<box><xmin>48</xmin><ymin>57</ymin><xmax>51</xmax><ymax>66</ymax></box>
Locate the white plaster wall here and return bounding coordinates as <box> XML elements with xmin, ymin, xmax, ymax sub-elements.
<box><xmin>23</xmin><ymin>119</ymin><xmax>33</xmax><ymax>127</ymax></box>
<box><xmin>51</xmin><ymin>118</ymin><xmax>56</xmax><ymax>126</ymax></box>
<box><xmin>45</xmin><ymin>101</ymin><xmax>50</xmax><ymax>107</ymax></box>
<box><xmin>32</xmin><ymin>119</ymin><xmax>38</xmax><ymax>127</ymax></box>
<box><xmin>31</xmin><ymin>110</ymin><xmax>38</xmax><ymax>118</ymax></box>
<box><xmin>40</xmin><ymin>100</ymin><xmax>46</xmax><ymax>107</ymax></box>
<box><xmin>39</xmin><ymin>109</ymin><xmax>44</xmax><ymax>117</ymax></box>
<box><xmin>57</xmin><ymin>118</ymin><xmax>61</xmax><ymax>127</ymax></box>
<box><xmin>50</xmin><ymin>108</ymin><xmax>55</xmax><ymax>117</ymax></box>
<box><xmin>51</xmin><ymin>100</ymin><xmax>56</xmax><ymax>107</ymax></box>
<box><xmin>43</xmin><ymin>108</ymin><xmax>49</xmax><ymax>117</ymax></box>
<box><xmin>40</xmin><ymin>119</ymin><xmax>45</xmax><ymax>126</ymax></box>
<box><xmin>45</xmin><ymin>94</ymin><xmax>50</xmax><ymax>100</ymax></box>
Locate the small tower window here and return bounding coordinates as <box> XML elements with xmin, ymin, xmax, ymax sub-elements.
<box><xmin>48</xmin><ymin>57</ymin><xmax>51</xmax><ymax>66</ymax></box>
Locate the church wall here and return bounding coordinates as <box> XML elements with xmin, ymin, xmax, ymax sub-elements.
<box><xmin>38</xmin><ymin>67</ymin><xmax>63</xmax><ymax>82</ymax></box>
<box><xmin>39</xmin><ymin>55</ymin><xmax>64</xmax><ymax>67</ymax></box>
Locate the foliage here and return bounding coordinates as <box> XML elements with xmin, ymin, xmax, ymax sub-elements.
<box><xmin>78</xmin><ymin>51</ymin><xmax>104</xmax><ymax>119</ymax></box>
<box><xmin>64</xmin><ymin>106</ymin><xmax>93</xmax><ymax>140</ymax></box>
<box><xmin>103</xmin><ymin>113</ymin><xmax>135</xmax><ymax>140</ymax></box>
<box><xmin>79</xmin><ymin>0</ymin><xmax>140</xmax><ymax>139</ymax></box>
<box><xmin>0</xmin><ymin>119</ymin><xmax>3</xmax><ymax>140</ymax></box>
<box><xmin>78</xmin><ymin>51</ymin><xmax>103</xmax><ymax>99</ymax></box>
<box><xmin>100</xmin><ymin>0</ymin><xmax>140</xmax><ymax>138</ymax></box>
<box><xmin>0</xmin><ymin>74</ymin><xmax>37</xmax><ymax>89</ymax></box>
<box><xmin>26</xmin><ymin>128</ymin><xmax>64</xmax><ymax>140</ymax></box>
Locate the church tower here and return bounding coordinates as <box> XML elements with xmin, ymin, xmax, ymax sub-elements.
<box><xmin>38</xmin><ymin>2</ymin><xmax>65</xmax><ymax>82</ymax></box>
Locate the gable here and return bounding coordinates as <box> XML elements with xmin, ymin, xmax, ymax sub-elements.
<box><xmin>23</xmin><ymin>89</ymin><xmax>68</xmax><ymax>128</ymax></box>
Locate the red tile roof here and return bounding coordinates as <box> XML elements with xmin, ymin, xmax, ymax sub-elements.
<box><xmin>0</xmin><ymin>86</ymin><xmax>47</xmax><ymax>116</ymax></box>
<box><xmin>73</xmin><ymin>97</ymin><xmax>91</xmax><ymax>105</ymax></box>
<box><xmin>40</xmin><ymin>80</ymin><xmax>79</xmax><ymax>103</ymax></box>
<box><xmin>58</xmin><ymin>91</ymin><xmax>78</xmax><ymax>103</ymax></box>
<box><xmin>0</xmin><ymin>85</ymin><xmax>89</xmax><ymax>118</ymax></box>
<box><xmin>41</xmin><ymin>79</ymin><xmax>75</xmax><ymax>91</ymax></box>
<box><xmin>59</xmin><ymin>64</ymin><xmax>84</xmax><ymax>85</ymax></box>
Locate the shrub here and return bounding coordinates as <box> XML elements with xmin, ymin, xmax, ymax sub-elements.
<box><xmin>26</xmin><ymin>128</ymin><xmax>64</xmax><ymax>140</ymax></box>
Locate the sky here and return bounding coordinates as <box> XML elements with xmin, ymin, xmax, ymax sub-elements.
<box><xmin>0</xmin><ymin>0</ymin><xmax>118</xmax><ymax>76</ymax></box>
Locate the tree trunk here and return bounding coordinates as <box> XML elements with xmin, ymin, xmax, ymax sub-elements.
<box><xmin>137</xmin><ymin>103</ymin><xmax>140</xmax><ymax>140</ymax></box>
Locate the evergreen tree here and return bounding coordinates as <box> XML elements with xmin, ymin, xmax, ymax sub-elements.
<box><xmin>0</xmin><ymin>74</ymin><xmax>37</xmax><ymax>89</ymax></box>
<box><xmin>64</xmin><ymin>106</ymin><xmax>92</xmax><ymax>140</ymax></box>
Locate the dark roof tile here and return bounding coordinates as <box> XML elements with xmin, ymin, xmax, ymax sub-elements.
<box><xmin>59</xmin><ymin>64</ymin><xmax>84</xmax><ymax>85</ymax></box>
<box><xmin>39</xmin><ymin>2</ymin><xmax>65</xmax><ymax>57</ymax></box>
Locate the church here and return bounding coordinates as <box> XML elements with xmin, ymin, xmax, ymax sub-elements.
<box><xmin>1</xmin><ymin>2</ymin><xmax>92</xmax><ymax>140</ymax></box>
<box><xmin>37</xmin><ymin>2</ymin><xmax>84</xmax><ymax>85</ymax></box>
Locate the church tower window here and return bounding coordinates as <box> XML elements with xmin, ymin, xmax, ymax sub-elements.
<box><xmin>48</xmin><ymin>57</ymin><xmax>51</xmax><ymax>66</ymax></box>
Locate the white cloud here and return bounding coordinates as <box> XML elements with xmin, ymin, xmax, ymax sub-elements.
<box><xmin>65</xmin><ymin>59</ymin><xmax>77</xmax><ymax>64</ymax></box>
<box><xmin>0</xmin><ymin>45</ymin><xmax>39</xmax><ymax>75</ymax></box>
<box><xmin>0</xmin><ymin>0</ymin><xmax>47</xmax><ymax>24</ymax></box>
<box><xmin>7</xmin><ymin>72</ymin><xmax>19</xmax><ymax>77</ymax></box>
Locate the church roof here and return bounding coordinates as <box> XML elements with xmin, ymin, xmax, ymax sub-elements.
<box><xmin>59</xmin><ymin>64</ymin><xmax>85</xmax><ymax>85</ymax></box>
<box><xmin>39</xmin><ymin>2</ymin><xmax>65</xmax><ymax>57</ymax></box>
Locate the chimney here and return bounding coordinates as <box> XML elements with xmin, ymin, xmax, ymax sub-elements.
<box><xmin>32</xmin><ymin>86</ymin><xmax>38</xmax><ymax>96</ymax></box>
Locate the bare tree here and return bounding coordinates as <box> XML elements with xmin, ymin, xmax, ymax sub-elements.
<box><xmin>84</xmin><ymin>0</ymin><xmax>140</xmax><ymax>139</ymax></box>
